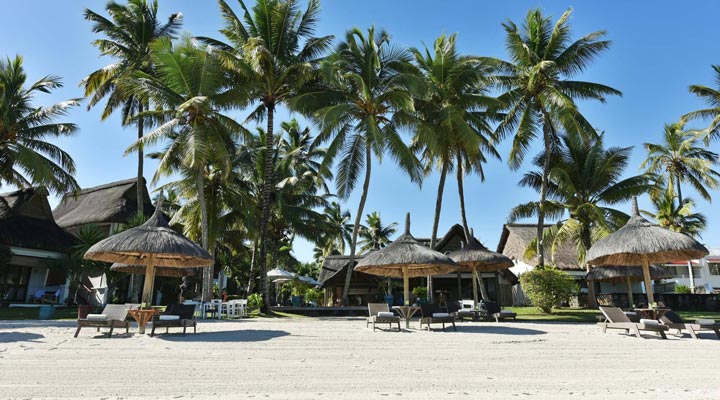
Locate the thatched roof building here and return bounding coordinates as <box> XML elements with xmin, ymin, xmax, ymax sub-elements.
<box><xmin>0</xmin><ymin>187</ymin><xmax>76</xmax><ymax>253</ymax></box>
<box><xmin>53</xmin><ymin>178</ymin><xmax>155</xmax><ymax>232</ymax></box>
<box><xmin>496</xmin><ymin>224</ymin><xmax>582</xmax><ymax>271</ymax></box>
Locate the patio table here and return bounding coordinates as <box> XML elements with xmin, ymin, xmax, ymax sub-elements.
<box><xmin>128</xmin><ymin>308</ymin><xmax>160</xmax><ymax>334</ymax></box>
<box><xmin>392</xmin><ymin>305</ymin><xmax>421</xmax><ymax>329</ymax></box>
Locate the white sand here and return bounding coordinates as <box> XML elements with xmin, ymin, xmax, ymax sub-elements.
<box><xmin>0</xmin><ymin>317</ymin><xmax>719</xmax><ymax>399</ymax></box>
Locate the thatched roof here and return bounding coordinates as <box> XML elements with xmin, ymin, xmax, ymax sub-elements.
<box><xmin>586</xmin><ymin>197</ymin><xmax>709</xmax><ymax>266</ymax></box>
<box><xmin>586</xmin><ymin>265</ymin><xmax>671</xmax><ymax>282</ymax></box>
<box><xmin>449</xmin><ymin>235</ymin><xmax>513</xmax><ymax>273</ymax></box>
<box><xmin>110</xmin><ymin>263</ymin><xmax>196</xmax><ymax>277</ymax></box>
<box><xmin>84</xmin><ymin>197</ymin><xmax>213</xmax><ymax>267</ymax></box>
<box><xmin>0</xmin><ymin>187</ymin><xmax>77</xmax><ymax>253</ymax></box>
<box><xmin>496</xmin><ymin>224</ymin><xmax>582</xmax><ymax>271</ymax></box>
<box><xmin>53</xmin><ymin>178</ymin><xmax>155</xmax><ymax>229</ymax></box>
<box><xmin>317</xmin><ymin>255</ymin><xmax>382</xmax><ymax>288</ymax></box>
<box><xmin>355</xmin><ymin>214</ymin><xmax>458</xmax><ymax>278</ymax></box>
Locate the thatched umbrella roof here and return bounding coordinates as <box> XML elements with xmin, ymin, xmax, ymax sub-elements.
<box><xmin>586</xmin><ymin>196</ymin><xmax>708</xmax><ymax>304</ymax></box>
<box><xmin>355</xmin><ymin>213</ymin><xmax>457</xmax><ymax>307</ymax></box>
<box><xmin>84</xmin><ymin>194</ymin><xmax>212</xmax><ymax>306</ymax></box>
<box><xmin>586</xmin><ymin>265</ymin><xmax>671</xmax><ymax>283</ymax></box>
<box><xmin>110</xmin><ymin>263</ymin><xmax>196</xmax><ymax>278</ymax></box>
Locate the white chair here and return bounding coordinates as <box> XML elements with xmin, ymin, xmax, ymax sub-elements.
<box><xmin>237</xmin><ymin>299</ymin><xmax>248</xmax><ymax>318</ymax></box>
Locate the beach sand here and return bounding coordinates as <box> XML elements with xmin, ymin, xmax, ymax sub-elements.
<box><xmin>0</xmin><ymin>317</ymin><xmax>718</xmax><ymax>399</ymax></box>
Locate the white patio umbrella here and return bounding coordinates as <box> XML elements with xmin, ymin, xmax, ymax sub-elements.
<box><xmin>298</xmin><ymin>275</ymin><xmax>321</xmax><ymax>286</ymax></box>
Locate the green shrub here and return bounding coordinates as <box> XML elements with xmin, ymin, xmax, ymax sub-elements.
<box><xmin>247</xmin><ymin>293</ymin><xmax>263</xmax><ymax>310</ymax></box>
<box><xmin>412</xmin><ymin>286</ymin><xmax>428</xmax><ymax>301</ymax></box>
<box><xmin>520</xmin><ymin>266</ymin><xmax>575</xmax><ymax>314</ymax></box>
<box><xmin>304</xmin><ymin>288</ymin><xmax>323</xmax><ymax>304</ymax></box>
<box><xmin>674</xmin><ymin>284</ymin><xmax>691</xmax><ymax>294</ymax></box>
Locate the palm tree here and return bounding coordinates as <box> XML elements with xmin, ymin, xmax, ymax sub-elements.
<box><xmin>125</xmin><ymin>36</ymin><xmax>245</xmax><ymax>300</ymax></box>
<box><xmin>410</xmin><ymin>33</ymin><xmax>501</xmax><ymax>248</ymax></box>
<box><xmin>294</xmin><ymin>26</ymin><xmax>422</xmax><ymax>304</ymax></box>
<box><xmin>201</xmin><ymin>0</ymin><xmax>333</xmax><ymax>309</ymax></box>
<box><xmin>0</xmin><ymin>56</ymin><xmax>80</xmax><ymax>194</ymax></box>
<box><xmin>358</xmin><ymin>211</ymin><xmax>398</xmax><ymax>254</ymax></box>
<box><xmin>642</xmin><ymin>188</ymin><xmax>707</xmax><ymax>238</ymax></box>
<box><xmin>317</xmin><ymin>201</ymin><xmax>352</xmax><ymax>257</ymax></box>
<box><xmin>683</xmin><ymin>64</ymin><xmax>720</xmax><ymax>143</ymax></box>
<box><xmin>640</xmin><ymin>122</ymin><xmax>719</xmax><ymax>205</ymax></box>
<box><xmin>82</xmin><ymin>0</ymin><xmax>182</xmax><ymax>211</ymax></box>
<box><xmin>509</xmin><ymin>133</ymin><xmax>652</xmax><ymax>307</ymax></box>
<box><xmin>492</xmin><ymin>8</ymin><xmax>622</xmax><ymax>266</ymax></box>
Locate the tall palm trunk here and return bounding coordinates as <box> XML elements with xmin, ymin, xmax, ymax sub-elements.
<box><xmin>257</xmin><ymin>105</ymin><xmax>275</xmax><ymax>310</ymax></box>
<box><xmin>581</xmin><ymin>227</ymin><xmax>597</xmax><ymax>308</ymax></box>
<box><xmin>137</xmin><ymin>102</ymin><xmax>145</xmax><ymax>214</ymax></box>
<box><xmin>197</xmin><ymin>166</ymin><xmax>212</xmax><ymax>301</ymax></box>
<box><xmin>536</xmin><ymin>114</ymin><xmax>554</xmax><ymax>267</ymax></box>
<box><xmin>675</xmin><ymin>174</ymin><xmax>683</xmax><ymax>206</ymax></box>
<box><xmin>456</xmin><ymin>153</ymin><xmax>470</xmax><ymax>241</ymax></box>
<box><xmin>246</xmin><ymin>239</ymin><xmax>258</xmax><ymax>294</ymax></box>
<box><xmin>427</xmin><ymin>159</ymin><xmax>449</xmax><ymax>302</ymax></box>
<box><xmin>343</xmin><ymin>145</ymin><xmax>372</xmax><ymax>305</ymax></box>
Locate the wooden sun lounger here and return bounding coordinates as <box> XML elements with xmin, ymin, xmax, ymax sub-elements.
<box><xmin>74</xmin><ymin>304</ymin><xmax>131</xmax><ymax>338</ymax></box>
<box><xmin>367</xmin><ymin>303</ymin><xmax>401</xmax><ymax>332</ymax></box>
<box><xmin>150</xmin><ymin>304</ymin><xmax>197</xmax><ymax>337</ymax></box>
<box><xmin>660</xmin><ymin>311</ymin><xmax>720</xmax><ymax>340</ymax></box>
<box><xmin>599</xmin><ymin>306</ymin><xmax>668</xmax><ymax>339</ymax></box>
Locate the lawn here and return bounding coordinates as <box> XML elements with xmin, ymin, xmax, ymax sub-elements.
<box><xmin>508</xmin><ymin>306</ymin><xmax>720</xmax><ymax>323</ymax></box>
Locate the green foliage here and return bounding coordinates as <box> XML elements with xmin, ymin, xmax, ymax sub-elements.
<box><xmin>412</xmin><ymin>286</ymin><xmax>428</xmax><ymax>301</ymax></box>
<box><xmin>247</xmin><ymin>293</ymin><xmax>264</xmax><ymax>310</ymax></box>
<box><xmin>304</xmin><ymin>288</ymin><xmax>323</xmax><ymax>304</ymax></box>
<box><xmin>674</xmin><ymin>284</ymin><xmax>691</xmax><ymax>294</ymax></box>
<box><xmin>519</xmin><ymin>266</ymin><xmax>575</xmax><ymax>314</ymax></box>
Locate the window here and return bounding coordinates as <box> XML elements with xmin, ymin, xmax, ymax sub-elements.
<box><xmin>709</xmin><ymin>263</ymin><xmax>720</xmax><ymax>276</ymax></box>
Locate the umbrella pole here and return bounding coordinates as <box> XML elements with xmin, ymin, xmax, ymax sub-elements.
<box><xmin>456</xmin><ymin>272</ymin><xmax>462</xmax><ymax>300</ymax></box>
<box><xmin>403</xmin><ymin>266</ymin><xmax>410</xmax><ymax>306</ymax></box>
<box><xmin>641</xmin><ymin>255</ymin><xmax>654</xmax><ymax>305</ymax></box>
<box><xmin>625</xmin><ymin>276</ymin><xmax>634</xmax><ymax>309</ymax></box>
<box><xmin>472</xmin><ymin>268</ymin><xmax>479</xmax><ymax>309</ymax></box>
<box><xmin>141</xmin><ymin>259</ymin><xmax>155</xmax><ymax>308</ymax></box>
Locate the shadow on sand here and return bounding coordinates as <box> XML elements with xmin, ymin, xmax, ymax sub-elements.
<box><xmin>0</xmin><ymin>332</ymin><xmax>45</xmax><ymax>343</ymax></box>
<box><xmin>156</xmin><ymin>329</ymin><xmax>290</xmax><ymax>342</ymax></box>
<box><xmin>455</xmin><ymin>325</ymin><xmax>546</xmax><ymax>335</ymax></box>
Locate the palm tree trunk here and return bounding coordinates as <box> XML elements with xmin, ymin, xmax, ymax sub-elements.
<box><xmin>197</xmin><ymin>167</ymin><xmax>212</xmax><ymax>302</ymax></box>
<box><xmin>582</xmin><ymin>228</ymin><xmax>597</xmax><ymax>308</ymax></box>
<box><xmin>247</xmin><ymin>239</ymin><xmax>258</xmax><ymax>294</ymax></box>
<box><xmin>456</xmin><ymin>153</ymin><xmax>470</xmax><ymax>241</ymax></box>
<box><xmin>675</xmin><ymin>174</ymin><xmax>683</xmax><ymax>206</ymax></box>
<box><xmin>536</xmin><ymin>116</ymin><xmax>553</xmax><ymax>267</ymax></box>
<box><xmin>427</xmin><ymin>160</ymin><xmax>449</xmax><ymax>303</ymax></box>
<box><xmin>343</xmin><ymin>145</ymin><xmax>372</xmax><ymax>306</ymax></box>
<box><xmin>257</xmin><ymin>105</ymin><xmax>275</xmax><ymax>311</ymax></box>
<box><xmin>136</xmin><ymin>102</ymin><xmax>145</xmax><ymax>216</ymax></box>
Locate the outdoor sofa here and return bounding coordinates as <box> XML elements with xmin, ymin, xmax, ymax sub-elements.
<box><xmin>366</xmin><ymin>303</ymin><xmax>401</xmax><ymax>332</ymax></box>
<box><xmin>74</xmin><ymin>304</ymin><xmax>132</xmax><ymax>338</ymax></box>
<box><xmin>150</xmin><ymin>304</ymin><xmax>197</xmax><ymax>337</ymax></box>
<box><xmin>599</xmin><ymin>306</ymin><xmax>668</xmax><ymax>339</ymax></box>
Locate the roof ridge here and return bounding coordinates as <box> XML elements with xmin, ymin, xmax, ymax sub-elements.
<box><xmin>60</xmin><ymin>178</ymin><xmax>141</xmax><ymax>198</ymax></box>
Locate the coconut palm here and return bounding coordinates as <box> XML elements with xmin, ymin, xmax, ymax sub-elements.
<box><xmin>200</xmin><ymin>0</ymin><xmax>333</xmax><ymax>309</ymax></box>
<box><xmin>640</xmin><ymin>122</ymin><xmax>719</xmax><ymax>205</ymax></box>
<box><xmin>82</xmin><ymin>0</ymin><xmax>182</xmax><ymax>211</ymax></box>
<box><xmin>642</xmin><ymin>188</ymin><xmax>707</xmax><ymax>238</ymax></box>
<box><xmin>410</xmin><ymin>33</ymin><xmax>502</xmax><ymax>248</ymax></box>
<box><xmin>0</xmin><ymin>56</ymin><xmax>80</xmax><ymax>194</ymax></box>
<box><xmin>358</xmin><ymin>211</ymin><xmax>398</xmax><ymax>254</ymax></box>
<box><xmin>509</xmin><ymin>133</ymin><xmax>652</xmax><ymax>307</ymax></box>
<box><xmin>294</xmin><ymin>26</ymin><xmax>422</xmax><ymax>304</ymax></box>
<box><xmin>317</xmin><ymin>201</ymin><xmax>353</xmax><ymax>257</ymax></box>
<box><xmin>125</xmin><ymin>37</ymin><xmax>245</xmax><ymax>300</ymax></box>
<box><xmin>683</xmin><ymin>64</ymin><xmax>720</xmax><ymax>143</ymax></box>
<box><xmin>492</xmin><ymin>8</ymin><xmax>622</xmax><ymax>266</ymax></box>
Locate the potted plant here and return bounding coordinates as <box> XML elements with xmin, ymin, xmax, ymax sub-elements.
<box><xmin>290</xmin><ymin>281</ymin><xmax>306</xmax><ymax>307</ymax></box>
<box><xmin>412</xmin><ymin>286</ymin><xmax>428</xmax><ymax>306</ymax></box>
<box><xmin>381</xmin><ymin>278</ymin><xmax>396</xmax><ymax>307</ymax></box>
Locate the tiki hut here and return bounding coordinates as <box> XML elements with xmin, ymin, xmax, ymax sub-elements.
<box><xmin>355</xmin><ymin>213</ymin><xmax>458</xmax><ymax>306</ymax></box>
<box><xmin>449</xmin><ymin>230</ymin><xmax>513</xmax><ymax>308</ymax></box>
<box><xmin>586</xmin><ymin>197</ymin><xmax>708</xmax><ymax>304</ymax></box>
<box><xmin>84</xmin><ymin>195</ymin><xmax>212</xmax><ymax>305</ymax></box>
<box><xmin>586</xmin><ymin>265</ymin><xmax>671</xmax><ymax>308</ymax></box>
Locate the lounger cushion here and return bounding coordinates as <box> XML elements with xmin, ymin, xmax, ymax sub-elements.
<box><xmin>86</xmin><ymin>314</ymin><xmax>108</xmax><ymax>321</ymax></box>
<box><xmin>500</xmin><ymin>310</ymin><xmax>515</xmax><ymax>315</ymax></box>
<box><xmin>640</xmin><ymin>319</ymin><xmax>659</xmax><ymax>325</ymax></box>
<box><xmin>432</xmin><ymin>313</ymin><xmax>450</xmax><ymax>318</ymax></box>
<box><xmin>377</xmin><ymin>312</ymin><xmax>395</xmax><ymax>318</ymax></box>
<box><xmin>696</xmin><ymin>319</ymin><xmax>716</xmax><ymax>325</ymax></box>
<box><xmin>159</xmin><ymin>315</ymin><xmax>180</xmax><ymax>321</ymax></box>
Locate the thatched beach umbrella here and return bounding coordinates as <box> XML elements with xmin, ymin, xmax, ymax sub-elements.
<box><xmin>449</xmin><ymin>230</ymin><xmax>513</xmax><ymax>308</ymax></box>
<box><xmin>586</xmin><ymin>197</ymin><xmax>708</xmax><ymax>305</ymax></box>
<box><xmin>84</xmin><ymin>195</ymin><xmax>213</xmax><ymax>306</ymax></box>
<box><xmin>355</xmin><ymin>213</ymin><xmax>458</xmax><ymax>306</ymax></box>
<box><xmin>110</xmin><ymin>263</ymin><xmax>196</xmax><ymax>278</ymax></box>
<box><xmin>586</xmin><ymin>265</ymin><xmax>671</xmax><ymax>308</ymax></box>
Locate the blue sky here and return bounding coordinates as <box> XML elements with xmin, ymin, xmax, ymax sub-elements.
<box><xmin>2</xmin><ymin>1</ymin><xmax>719</xmax><ymax>262</ymax></box>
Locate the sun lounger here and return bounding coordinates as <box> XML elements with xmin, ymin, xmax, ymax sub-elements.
<box><xmin>150</xmin><ymin>304</ymin><xmax>197</xmax><ymax>337</ymax></box>
<box><xmin>74</xmin><ymin>304</ymin><xmax>131</xmax><ymax>338</ymax></box>
<box><xmin>419</xmin><ymin>303</ymin><xmax>456</xmax><ymax>331</ymax></box>
<box><xmin>599</xmin><ymin>306</ymin><xmax>668</xmax><ymax>339</ymax></box>
<box><xmin>366</xmin><ymin>303</ymin><xmax>401</xmax><ymax>332</ymax></box>
<box><xmin>660</xmin><ymin>311</ymin><xmax>720</xmax><ymax>340</ymax></box>
<box><xmin>481</xmin><ymin>301</ymin><xmax>517</xmax><ymax>322</ymax></box>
